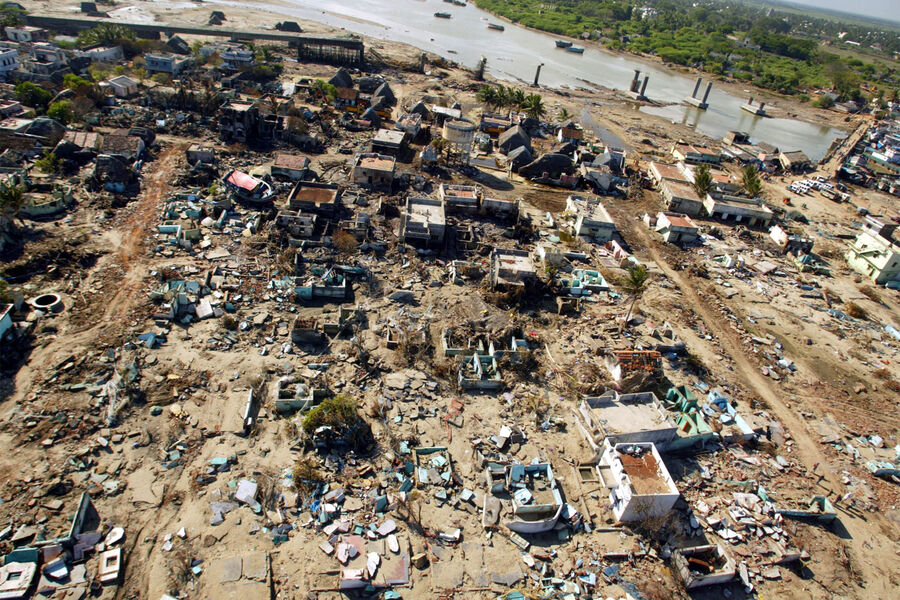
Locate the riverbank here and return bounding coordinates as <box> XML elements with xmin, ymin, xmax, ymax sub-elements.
<box><xmin>15</xmin><ymin>0</ymin><xmax>853</xmax><ymax>158</ymax></box>
<box><xmin>473</xmin><ymin>2</ymin><xmax>847</xmax><ymax>132</ymax></box>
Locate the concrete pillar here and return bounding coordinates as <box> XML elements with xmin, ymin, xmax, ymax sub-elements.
<box><xmin>748</xmin><ymin>96</ymin><xmax>753</xmax><ymax>105</ymax></box>
<box><xmin>631</xmin><ymin>69</ymin><xmax>641</xmax><ymax>92</ymax></box>
<box><xmin>702</xmin><ymin>82</ymin><xmax>712</xmax><ymax>103</ymax></box>
<box><xmin>640</xmin><ymin>76</ymin><xmax>648</xmax><ymax>97</ymax></box>
<box><xmin>759</xmin><ymin>102</ymin><xmax>765</xmax><ymax>111</ymax></box>
<box><xmin>533</xmin><ymin>63</ymin><xmax>543</xmax><ymax>87</ymax></box>
<box><xmin>692</xmin><ymin>77</ymin><xmax>702</xmax><ymax>99</ymax></box>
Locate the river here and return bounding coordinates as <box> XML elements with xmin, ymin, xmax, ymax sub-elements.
<box><xmin>203</xmin><ymin>0</ymin><xmax>846</xmax><ymax>160</ymax></box>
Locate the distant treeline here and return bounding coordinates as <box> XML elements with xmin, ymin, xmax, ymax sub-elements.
<box><xmin>473</xmin><ymin>0</ymin><xmax>899</xmax><ymax>101</ymax></box>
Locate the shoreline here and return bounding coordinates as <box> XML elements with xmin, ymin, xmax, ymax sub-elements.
<box><xmin>471</xmin><ymin>3</ymin><xmax>848</xmax><ymax>132</ymax></box>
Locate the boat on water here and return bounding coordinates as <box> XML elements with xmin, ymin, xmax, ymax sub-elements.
<box><xmin>555</xmin><ymin>40</ymin><xmax>573</xmax><ymax>48</ymax></box>
<box><xmin>451</xmin><ymin>0</ymin><xmax>467</xmax><ymax>6</ymax></box>
<box><xmin>566</xmin><ymin>46</ymin><xmax>585</xmax><ymax>54</ymax></box>
<box><xmin>487</xmin><ymin>23</ymin><xmax>505</xmax><ymax>31</ymax></box>
<box><xmin>434</xmin><ymin>12</ymin><xmax>452</xmax><ymax>19</ymax></box>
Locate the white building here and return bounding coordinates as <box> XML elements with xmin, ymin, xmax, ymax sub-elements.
<box><xmin>400</xmin><ymin>197</ymin><xmax>445</xmax><ymax>246</ymax></box>
<box><xmin>4</xmin><ymin>26</ymin><xmax>48</xmax><ymax>43</ymax></box>
<box><xmin>0</xmin><ymin>48</ymin><xmax>19</xmax><ymax>75</ymax></box>
<box><xmin>845</xmin><ymin>218</ymin><xmax>900</xmax><ymax>285</ymax></box>
<box><xmin>598</xmin><ymin>440</ymin><xmax>679</xmax><ymax>522</ymax></box>
<box><xmin>654</xmin><ymin>211</ymin><xmax>700</xmax><ymax>244</ymax></box>
<box><xmin>82</xmin><ymin>45</ymin><xmax>124</xmax><ymax>63</ymax></box>
<box><xmin>439</xmin><ymin>183</ymin><xmax>480</xmax><ymax>213</ymax></box>
<box><xmin>106</xmin><ymin>75</ymin><xmax>138</xmax><ymax>98</ymax></box>
<box><xmin>576</xmin><ymin>391</ymin><xmax>677</xmax><ymax>452</ymax></box>
<box><xmin>566</xmin><ymin>195</ymin><xmax>616</xmax><ymax>241</ymax></box>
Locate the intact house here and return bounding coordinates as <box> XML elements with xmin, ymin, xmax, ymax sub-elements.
<box><xmin>106</xmin><ymin>75</ymin><xmax>138</xmax><ymax>98</ymax></box>
<box><xmin>351</xmin><ymin>153</ymin><xmax>395</xmax><ymax>188</ymax></box>
<box><xmin>576</xmin><ymin>391</ymin><xmax>677</xmax><ymax>452</ymax></box>
<box><xmin>491</xmin><ymin>248</ymin><xmax>536</xmax><ymax>290</ymax></box>
<box><xmin>219</xmin><ymin>45</ymin><xmax>255</xmax><ymax>71</ymax></box>
<box><xmin>648</xmin><ymin>161</ymin><xmax>689</xmax><ymax>187</ymax></box>
<box><xmin>394</xmin><ymin>112</ymin><xmax>422</xmax><ymax>138</ymax></box>
<box><xmin>844</xmin><ymin>218</ymin><xmax>900</xmax><ymax>286</ymax></box>
<box><xmin>286</xmin><ymin>182</ymin><xmax>340</xmax><ymax>220</ymax></box>
<box><xmin>672</xmin><ymin>142</ymin><xmax>720</xmax><ymax>166</ymax></box>
<box><xmin>659</xmin><ymin>179</ymin><xmax>704</xmax><ymax>216</ymax></box>
<box><xmin>271</xmin><ymin>153</ymin><xmax>311</xmax><ymax>181</ymax></box>
<box><xmin>144</xmin><ymin>53</ymin><xmax>192</xmax><ymax>76</ymax></box>
<box><xmin>4</xmin><ymin>26</ymin><xmax>49</xmax><ymax>43</ymax></box>
<box><xmin>81</xmin><ymin>45</ymin><xmax>124</xmax><ymax>63</ymax></box>
<box><xmin>371</xmin><ymin>128</ymin><xmax>406</xmax><ymax>156</ymax></box>
<box><xmin>0</xmin><ymin>47</ymin><xmax>18</xmax><ymax>76</ymax></box>
<box><xmin>651</xmin><ymin>211</ymin><xmax>701</xmax><ymax>245</ymax></box>
<box><xmin>597</xmin><ymin>440</ymin><xmax>680</xmax><ymax>522</ymax></box>
<box><xmin>400</xmin><ymin>196</ymin><xmax>445</xmax><ymax>247</ymax></box>
<box><xmin>439</xmin><ymin>183</ymin><xmax>480</xmax><ymax>214</ymax></box>
<box><xmin>565</xmin><ymin>195</ymin><xmax>616</xmax><ymax>242</ymax></box>
<box><xmin>778</xmin><ymin>150</ymin><xmax>812</xmax><ymax>173</ymax></box>
<box><xmin>703</xmin><ymin>194</ymin><xmax>774</xmax><ymax>228</ymax></box>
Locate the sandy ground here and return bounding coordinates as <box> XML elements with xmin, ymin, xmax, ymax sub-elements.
<box><xmin>1</xmin><ymin>2</ymin><xmax>898</xmax><ymax>600</ymax></box>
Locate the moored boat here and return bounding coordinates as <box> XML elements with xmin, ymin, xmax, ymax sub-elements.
<box><xmin>566</xmin><ymin>46</ymin><xmax>585</xmax><ymax>54</ymax></box>
<box><xmin>434</xmin><ymin>12</ymin><xmax>452</xmax><ymax>19</ymax></box>
<box><xmin>487</xmin><ymin>23</ymin><xmax>505</xmax><ymax>31</ymax></box>
<box><xmin>555</xmin><ymin>40</ymin><xmax>572</xmax><ymax>48</ymax></box>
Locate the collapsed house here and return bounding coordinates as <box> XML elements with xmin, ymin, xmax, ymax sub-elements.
<box><xmin>400</xmin><ymin>197</ymin><xmax>445</xmax><ymax>247</ymax></box>
<box><xmin>576</xmin><ymin>391</ymin><xmax>677</xmax><ymax>452</ymax></box>
<box><xmin>483</xmin><ymin>462</ymin><xmax>564</xmax><ymax>534</ymax></box>
<box><xmin>491</xmin><ymin>248</ymin><xmax>535</xmax><ymax>290</ymax></box>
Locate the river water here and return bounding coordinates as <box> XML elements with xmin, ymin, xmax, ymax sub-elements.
<box><xmin>205</xmin><ymin>0</ymin><xmax>845</xmax><ymax>160</ymax></box>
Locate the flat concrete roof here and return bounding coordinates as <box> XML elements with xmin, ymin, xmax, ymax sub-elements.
<box><xmin>405</xmin><ymin>197</ymin><xmax>445</xmax><ymax>225</ymax></box>
<box><xmin>356</xmin><ymin>154</ymin><xmax>395</xmax><ymax>172</ymax></box>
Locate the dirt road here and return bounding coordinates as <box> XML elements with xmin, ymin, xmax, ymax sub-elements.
<box><xmin>625</xmin><ymin>220</ymin><xmax>892</xmax><ymax>595</ymax></box>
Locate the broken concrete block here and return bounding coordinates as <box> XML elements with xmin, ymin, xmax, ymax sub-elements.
<box><xmin>234</xmin><ymin>480</ymin><xmax>258</xmax><ymax>505</ymax></box>
<box><xmin>389</xmin><ymin>290</ymin><xmax>414</xmax><ymax>303</ymax></box>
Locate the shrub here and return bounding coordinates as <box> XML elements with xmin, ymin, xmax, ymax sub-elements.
<box><xmin>46</xmin><ymin>101</ymin><xmax>75</xmax><ymax>125</ymax></box>
<box><xmin>301</xmin><ymin>395</ymin><xmax>359</xmax><ymax>434</ymax></box>
<box><xmin>332</xmin><ymin>230</ymin><xmax>359</xmax><ymax>254</ymax></box>
<box><xmin>34</xmin><ymin>151</ymin><xmax>61</xmax><ymax>174</ymax></box>
<box><xmin>845</xmin><ymin>302</ymin><xmax>867</xmax><ymax>319</ymax></box>
<box><xmin>222</xmin><ymin>315</ymin><xmax>238</xmax><ymax>331</ymax></box>
<box><xmin>858</xmin><ymin>285</ymin><xmax>882</xmax><ymax>304</ymax></box>
<box><xmin>14</xmin><ymin>82</ymin><xmax>52</xmax><ymax>110</ymax></box>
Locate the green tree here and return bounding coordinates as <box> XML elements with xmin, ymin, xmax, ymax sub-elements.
<box><xmin>64</xmin><ymin>73</ymin><xmax>93</xmax><ymax>91</ymax></box>
<box><xmin>558</xmin><ymin>107</ymin><xmax>572</xmax><ymax>122</ymax></box>
<box><xmin>619</xmin><ymin>264</ymin><xmax>650</xmax><ymax>332</ymax></box>
<box><xmin>742</xmin><ymin>165</ymin><xmax>762</xmax><ymax>197</ymax></box>
<box><xmin>0</xmin><ymin>6</ymin><xmax>25</xmax><ymax>29</ymax></box>
<box><xmin>692</xmin><ymin>164</ymin><xmax>713</xmax><ymax>197</ymax></box>
<box><xmin>14</xmin><ymin>82</ymin><xmax>52</xmax><ymax>110</ymax></box>
<box><xmin>311</xmin><ymin>79</ymin><xmax>337</xmax><ymax>101</ymax></box>
<box><xmin>46</xmin><ymin>101</ymin><xmax>75</xmax><ymax>125</ymax></box>
<box><xmin>521</xmin><ymin>93</ymin><xmax>546</xmax><ymax>119</ymax></box>
<box><xmin>476</xmin><ymin>85</ymin><xmax>499</xmax><ymax>111</ymax></box>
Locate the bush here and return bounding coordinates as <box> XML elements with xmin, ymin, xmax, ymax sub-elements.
<box><xmin>222</xmin><ymin>315</ymin><xmax>238</xmax><ymax>331</ymax></box>
<box><xmin>14</xmin><ymin>82</ymin><xmax>52</xmax><ymax>110</ymax></box>
<box><xmin>332</xmin><ymin>230</ymin><xmax>359</xmax><ymax>254</ymax></box>
<box><xmin>301</xmin><ymin>395</ymin><xmax>359</xmax><ymax>434</ymax></box>
<box><xmin>46</xmin><ymin>101</ymin><xmax>75</xmax><ymax>125</ymax></box>
<box><xmin>845</xmin><ymin>302</ymin><xmax>867</xmax><ymax>319</ymax></box>
<box><xmin>34</xmin><ymin>151</ymin><xmax>61</xmax><ymax>174</ymax></box>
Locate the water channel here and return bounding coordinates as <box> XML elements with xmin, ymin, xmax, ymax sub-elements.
<box><xmin>206</xmin><ymin>0</ymin><xmax>846</xmax><ymax>160</ymax></box>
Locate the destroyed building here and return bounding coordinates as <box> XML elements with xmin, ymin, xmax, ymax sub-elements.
<box><xmin>400</xmin><ymin>196</ymin><xmax>445</xmax><ymax>246</ymax></box>
<box><xmin>598</xmin><ymin>441</ymin><xmax>680</xmax><ymax>522</ymax></box>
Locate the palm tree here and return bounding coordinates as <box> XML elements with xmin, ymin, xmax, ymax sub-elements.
<box><xmin>508</xmin><ymin>88</ymin><xmax>526</xmax><ymax>109</ymax></box>
<box><xmin>619</xmin><ymin>264</ymin><xmax>650</xmax><ymax>332</ymax></box>
<box><xmin>558</xmin><ymin>107</ymin><xmax>572</xmax><ymax>122</ymax></box>
<box><xmin>692</xmin><ymin>164</ymin><xmax>713</xmax><ymax>197</ymax></box>
<box><xmin>494</xmin><ymin>85</ymin><xmax>511</xmax><ymax>111</ymax></box>
<box><xmin>742</xmin><ymin>164</ymin><xmax>762</xmax><ymax>197</ymax></box>
<box><xmin>521</xmin><ymin>93</ymin><xmax>546</xmax><ymax>120</ymax></box>
<box><xmin>476</xmin><ymin>85</ymin><xmax>499</xmax><ymax>111</ymax></box>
